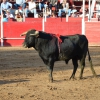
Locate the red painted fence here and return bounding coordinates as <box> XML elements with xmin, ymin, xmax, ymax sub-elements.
<box><xmin>85</xmin><ymin>22</ymin><xmax>100</xmax><ymax>46</ymax></box>
<box><xmin>0</xmin><ymin>18</ymin><xmax>100</xmax><ymax>46</ymax></box>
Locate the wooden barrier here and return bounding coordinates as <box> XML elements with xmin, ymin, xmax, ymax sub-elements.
<box><xmin>0</xmin><ymin>18</ymin><xmax>100</xmax><ymax>46</ymax></box>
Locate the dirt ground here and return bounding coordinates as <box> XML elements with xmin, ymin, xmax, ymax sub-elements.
<box><xmin>0</xmin><ymin>47</ymin><xmax>100</xmax><ymax>100</ymax></box>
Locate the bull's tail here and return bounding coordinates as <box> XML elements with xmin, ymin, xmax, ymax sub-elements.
<box><xmin>87</xmin><ymin>48</ymin><xmax>97</xmax><ymax>77</ymax></box>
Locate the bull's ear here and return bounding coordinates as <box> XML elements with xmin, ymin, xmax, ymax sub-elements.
<box><xmin>20</xmin><ymin>31</ymin><xmax>27</xmax><ymax>36</ymax></box>
<box><xmin>30</xmin><ymin>31</ymin><xmax>39</xmax><ymax>37</ymax></box>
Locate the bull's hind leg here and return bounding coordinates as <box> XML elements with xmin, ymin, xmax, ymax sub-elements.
<box><xmin>69</xmin><ymin>59</ymin><xmax>78</xmax><ymax>80</ymax></box>
<box><xmin>79</xmin><ymin>56</ymin><xmax>85</xmax><ymax>79</ymax></box>
<box><xmin>79</xmin><ymin>58</ymin><xmax>97</xmax><ymax>79</ymax></box>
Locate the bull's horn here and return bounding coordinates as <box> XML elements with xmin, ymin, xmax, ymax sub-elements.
<box><xmin>30</xmin><ymin>31</ymin><xmax>39</xmax><ymax>36</ymax></box>
<box><xmin>20</xmin><ymin>31</ymin><xmax>27</xmax><ymax>36</ymax></box>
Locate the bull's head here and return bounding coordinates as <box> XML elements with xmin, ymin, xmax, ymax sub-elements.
<box><xmin>20</xmin><ymin>29</ymin><xmax>39</xmax><ymax>48</ymax></box>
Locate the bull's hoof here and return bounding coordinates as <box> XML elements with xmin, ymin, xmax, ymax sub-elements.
<box><xmin>79</xmin><ymin>77</ymin><xmax>83</xmax><ymax>80</ymax></box>
<box><xmin>49</xmin><ymin>78</ymin><xmax>53</xmax><ymax>83</ymax></box>
<box><xmin>93</xmin><ymin>73</ymin><xmax>97</xmax><ymax>78</ymax></box>
<box><xmin>69</xmin><ymin>76</ymin><xmax>76</xmax><ymax>81</ymax></box>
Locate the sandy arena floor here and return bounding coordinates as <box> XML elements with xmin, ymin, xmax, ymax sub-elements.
<box><xmin>0</xmin><ymin>47</ymin><xmax>100</xmax><ymax>100</ymax></box>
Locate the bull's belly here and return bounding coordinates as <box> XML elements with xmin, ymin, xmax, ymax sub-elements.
<box><xmin>58</xmin><ymin>53</ymin><xmax>80</xmax><ymax>61</ymax></box>
<box><xmin>58</xmin><ymin>53</ymin><xmax>70</xmax><ymax>60</ymax></box>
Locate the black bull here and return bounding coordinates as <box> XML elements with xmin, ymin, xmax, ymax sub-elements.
<box><xmin>20</xmin><ymin>29</ymin><xmax>97</xmax><ymax>82</ymax></box>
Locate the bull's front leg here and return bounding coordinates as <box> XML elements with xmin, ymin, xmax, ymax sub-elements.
<box><xmin>44</xmin><ymin>57</ymin><xmax>54</xmax><ymax>82</ymax></box>
<box><xmin>46</xmin><ymin>61</ymin><xmax>54</xmax><ymax>82</ymax></box>
<box><xmin>48</xmin><ymin>67</ymin><xmax>53</xmax><ymax>82</ymax></box>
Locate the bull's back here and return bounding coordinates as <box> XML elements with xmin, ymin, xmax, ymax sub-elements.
<box><xmin>67</xmin><ymin>34</ymin><xmax>88</xmax><ymax>45</ymax></box>
<box><xmin>60</xmin><ymin>34</ymin><xmax>88</xmax><ymax>59</ymax></box>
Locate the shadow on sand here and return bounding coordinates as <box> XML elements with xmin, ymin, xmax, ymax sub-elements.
<box><xmin>0</xmin><ymin>79</ymin><xmax>29</xmax><ymax>85</ymax></box>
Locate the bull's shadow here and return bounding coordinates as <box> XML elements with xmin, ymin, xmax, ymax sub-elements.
<box><xmin>4</xmin><ymin>38</ymin><xmax>11</xmax><ymax>46</ymax></box>
<box><xmin>0</xmin><ymin>38</ymin><xmax>11</xmax><ymax>46</ymax></box>
<box><xmin>0</xmin><ymin>79</ymin><xmax>29</xmax><ymax>85</ymax></box>
<box><xmin>53</xmin><ymin>74</ymin><xmax>100</xmax><ymax>83</ymax></box>
<box><xmin>81</xmin><ymin>74</ymin><xmax>100</xmax><ymax>80</ymax></box>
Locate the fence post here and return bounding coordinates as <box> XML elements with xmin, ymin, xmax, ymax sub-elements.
<box><xmin>82</xmin><ymin>0</ymin><xmax>85</xmax><ymax>35</ymax></box>
<box><xmin>88</xmin><ymin>0</ymin><xmax>91</xmax><ymax>22</ymax></box>
<box><xmin>1</xmin><ymin>11</ymin><xmax>3</xmax><ymax>46</ymax></box>
<box><xmin>42</xmin><ymin>9</ymin><xmax>45</xmax><ymax>31</ymax></box>
<box><xmin>66</xmin><ymin>13</ymin><xmax>68</xmax><ymax>22</ymax></box>
<box><xmin>44</xmin><ymin>8</ymin><xmax>46</xmax><ymax>22</ymax></box>
<box><xmin>90</xmin><ymin>0</ymin><xmax>96</xmax><ymax>19</ymax></box>
<box><xmin>23</xmin><ymin>10</ymin><xmax>25</xmax><ymax>22</ymax></box>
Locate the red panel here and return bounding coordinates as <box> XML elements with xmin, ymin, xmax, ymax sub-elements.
<box><xmin>45</xmin><ymin>18</ymin><xmax>82</xmax><ymax>36</ymax></box>
<box><xmin>3</xmin><ymin>21</ymin><xmax>42</xmax><ymax>38</ymax></box>
<box><xmin>46</xmin><ymin>18</ymin><xmax>82</xmax><ymax>22</ymax></box>
<box><xmin>25</xmin><ymin>18</ymin><xmax>42</xmax><ymax>22</ymax></box>
<box><xmin>2</xmin><ymin>19</ymin><xmax>42</xmax><ymax>46</ymax></box>
<box><xmin>85</xmin><ymin>22</ymin><xmax>100</xmax><ymax>46</ymax></box>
